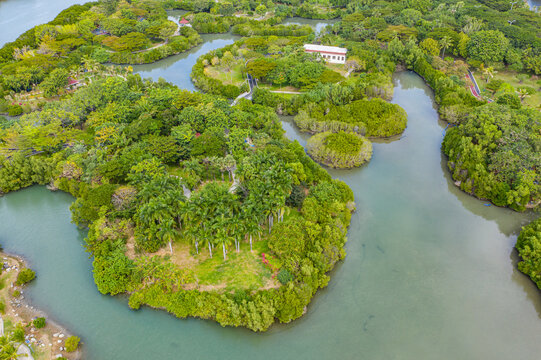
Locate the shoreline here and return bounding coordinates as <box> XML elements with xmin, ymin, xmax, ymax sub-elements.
<box><xmin>1</xmin><ymin>251</ymin><xmax>82</xmax><ymax>359</ymax></box>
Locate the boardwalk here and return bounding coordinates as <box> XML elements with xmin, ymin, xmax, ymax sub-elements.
<box><xmin>466</xmin><ymin>70</ymin><xmax>493</xmax><ymax>103</ymax></box>
<box><xmin>231</xmin><ymin>74</ymin><xmax>257</xmax><ymax>106</ymax></box>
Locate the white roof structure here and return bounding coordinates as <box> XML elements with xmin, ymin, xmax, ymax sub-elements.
<box><xmin>303</xmin><ymin>44</ymin><xmax>347</xmax><ymax>54</ymax></box>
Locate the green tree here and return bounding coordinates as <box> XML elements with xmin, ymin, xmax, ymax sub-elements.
<box><xmin>65</xmin><ymin>336</ymin><xmax>81</xmax><ymax>352</ymax></box>
<box><xmin>40</xmin><ymin>68</ymin><xmax>69</xmax><ymax>97</ymax></box>
<box><xmin>439</xmin><ymin>36</ymin><xmax>453</xmax><ymax>59</ymax></box>
<box><xmin>16</xmin><ymin>268</ymin><xmax>36</xmax><ymax>285</ymax></box>
<box><xmin>246</xmin><ymin>58</ymin><xmax>276</xmax><ymax>80</ymax></box>
<box><xmin>467</xmin><ymin>30</ymin><xmax>509</xmax><ymax>63</ymax></box>
<box><xmin>419</xmin><ymin>38</ymin><xmax>440</xmax><ymax>57</ymax></box>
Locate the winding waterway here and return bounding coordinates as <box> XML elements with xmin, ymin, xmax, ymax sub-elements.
<box><xmin>1</xmin><ymin>3</ymin><xmax>541</xmax><ymax>359</ymax></box>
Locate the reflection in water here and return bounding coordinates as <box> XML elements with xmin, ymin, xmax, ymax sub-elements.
<box><xmin>440</xmin><ymin>153</ymin><xmax>537</xmax><ymax>237</ymax></box>
<box><xmin>131</xmin><ymin>33</ymin><xmax>240</xmax><ymax>91</ymax></box>
<box><xmin>281</xmin><ymin>17</ymin><xmax>337</xmax><ymax>36</ymax></box>
<box><xmin>0</xmin><ymin>0</ymin><xmax>84</xmax><ymax>46</ymax></box>
<box><xmin>511</xmin><ymin>249</ymin><xmax>541</xmax><ymax>318</ymax></box>
<box><xmin>2</xmin><ymin>23</ymin><xmax>541</xmax><ymax>356</ymax></box>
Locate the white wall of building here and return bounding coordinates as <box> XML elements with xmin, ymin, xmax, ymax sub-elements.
<box><xmin>319</xmin><ymin>52</ymin><xmax>346</xmax><ymax>64</ymax></box>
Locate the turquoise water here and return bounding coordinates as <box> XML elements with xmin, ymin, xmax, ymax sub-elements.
<box><xmin>1</xmin><ymin>2</ymin><xmax>541</xmax><ymax>358</ymax></box>
<box><xmin>0</xmin><ymin>0</ymin><xmax>86</xmax><ymax>46</ymax></box>
<box><xmin>1</xmin><ymin>72</ymin><xmax>540</xmax><ymax>360</ymax></box>
<box><xmin>130</xmin><ymin>33</ymin><xmax>240</xmax><ymax>92</ymax></box>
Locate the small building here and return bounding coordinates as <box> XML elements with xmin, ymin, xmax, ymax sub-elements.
<box><xmin>179</xmin><ymin>18</ymin><xmax>191</xmax><ymax>27</ymax></box>
<box><xmin>66</xmin><ymin>78</ymin><xmax>81</xmax><ymax>90</ymax></box>
<box><xmin>303</xmin><ymin>44</ymin><xmax>347</xmax><ymax>64</ymax></box>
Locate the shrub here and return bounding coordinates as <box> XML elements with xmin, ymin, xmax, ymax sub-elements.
<box><xmin>12</xmin><ymin>290</ymin><xmax>21</xmax><ymax>298</ymax></box>
<box><xmin>516</xmin><ymin>218</ymin><xmax>541</xmax><ymax>288</ymax></box>
<box><xmin>33</xmin><ymin>317</ymin><xmax>46</xmax><ymax>328</ymax></box>
<box><xmin>0</xmin><ymin>301</ymin><xmax>5</xmax><ymax>314</ymax></box>
<box><xmin>277</xmin><ymin>269</ymin><xmax>294</xmax><ymax>284</ymax></box>
<box><xmin>7</xmin><ymin>105</ymin><xmax>23</xmax><ymax>116</ymax></box>
<box><xmin>295</xmin><ymin>98</ymin><xmax>407</xmax><ymax>137</ymax></box>
<box><xmin>307</xmin><ymin>131</ymin><xmax>373</xmax><ymax>169</ymax></box>
<box><xmin>65</xmin><ymin>336</ymin><xmax>81</xmax><ymax>352</ymax></box>
<box><xmin>16</xmin><ymin>268</ymin><xmax>36</xmax><ymax>286</ymax></box>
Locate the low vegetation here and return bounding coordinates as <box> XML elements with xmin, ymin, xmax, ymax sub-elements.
<box><xmin>516</xmin><ymin>218</ymin><xmax>541</xmax><ymax>289</ymax></box>
<box><xmin>15</xmin><ymin>268</ymin><xmax>36</xmax><ymax>286</ymax></box>
<box><xmin>0</xmin><ymin>73</ymin><xmax>354</xmax><ymax>331</ymax></box>
<box><xmin>295</xmin><ymin>98</ymin><xmax>408</xmax><ymax>137</ymax></box>
<box><xmin>307</xmin><ymin>131</ymin><xmax>372</xmax><ymax>168</ymax></box>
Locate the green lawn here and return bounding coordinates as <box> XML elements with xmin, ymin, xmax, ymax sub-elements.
<box><xmin>194</xmin><ymin>241</ymin><xmax>273</xmax><ymax>291</ymax></box>
<box><xmin>167</xmin><ymin>239</ymin><xmax>277</xmax><ymax>292</ymax></box>
<box><xmin>474</xmin><ymin>69</ymin><xmax>541</xmax><ymax>108</ymax></box>
<box><xmin>205</xmin><ymin>63</ymin><xmax>246</xmax><ymax>87</ymax></box>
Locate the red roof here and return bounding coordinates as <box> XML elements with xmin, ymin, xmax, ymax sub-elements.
<box><xmin>68</xmin><ymin>78</ymin><xmax>79</xmax><ymax>85</ymax></box>
<box><xmin>179</xmin><ymin>18</ymin><xmax>189</xmax><ymax>24</ymax></box>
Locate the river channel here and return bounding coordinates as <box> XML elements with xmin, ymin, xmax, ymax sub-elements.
<box><xmin>1</xmin><ymin>3</ymin><xmax>541</xmax><ymax>360</ymax></box>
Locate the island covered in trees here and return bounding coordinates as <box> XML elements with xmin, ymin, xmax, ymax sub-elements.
<box><xmin>0</xmin><ymin>0</ymin><xmax>540</xmax><ymax>337</ymax></box>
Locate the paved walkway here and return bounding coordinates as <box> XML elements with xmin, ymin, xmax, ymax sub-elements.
<box><xmin>17</xmin><ymin>343</ymin><xmax>34</xmax><ymax>359</ymax></box>
<box><xmin>269</xmin><ymin>90</ymin><xmax>302</xmax><ymax>94</ymax></box>
<box><xmin>465</xmin><ymin>71</ymin><xmax>493</xmax><ymax>103</ymax></box>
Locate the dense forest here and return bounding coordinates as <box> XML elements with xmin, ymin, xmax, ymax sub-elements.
<box><xmin>307</xmin><ymin>131</ymin><xmax>372</xmax><ymax>168</ymax></box>
<box><xmin>0</xmin><ymin>73</ymin><xmax>354</xmax><ymax>330</ymax></box>
<box><xmin>516</xmin><ymin>218</ymin><xmax>541</xmax><ymax>289</ymax></box>
<box><xmin>0</xmin><ymin>0</ymin><xmax>540</xmax><ymax>333</ymax></box>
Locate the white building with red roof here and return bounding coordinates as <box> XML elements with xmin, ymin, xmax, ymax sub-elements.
<box><xmin>303</xmin><ymin>44</ymin><xmax>347</xmax><ymax>64</ymax></box>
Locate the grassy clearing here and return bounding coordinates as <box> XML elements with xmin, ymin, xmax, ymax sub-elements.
<box><xmin>474</xmin><ymin>69</ymin><xmax>541</xmax><ymax>108</ymax></box>
<box><xmin>166</xmin><ymin>239</ymin><xmax>277</xmax><ymax>292</ymax></box>
<box><xmin>325</xmin><ymin>62</ymin><xmax>347</xmax><ymax>76</ymax></box>
<box><xmin>205</xmin><ymin>63</ymin><xmax>246</xmax><ymax>86</ymax></box>
<box><xmin>194</xmin><ymin>241</ymin><xmax>273</xmax><ymax>291</ymax></box>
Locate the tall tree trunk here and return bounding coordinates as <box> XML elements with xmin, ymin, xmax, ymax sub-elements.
<box><xmin>250</xmin><ymin>234</ymin><xmax>253</xmax><ymax>252</ymax></box>
<box><xmin>222</xmin><ymin>243</ymin><xmax>227</xmax><ymax>260</ymax></box>
<box><xmin>195</xmin><ymin>240</ymin><xmax>199</xmax><ymax>254</ymax></box>
<box><xmin>208</xmin><ymin>242</ymin><xmax>212</xmax><ymax>258</ymax></box>
<box><xmin>169</xmin><ymin>241</ymin><xmax>173</xmax><ymax>255</ymax></box>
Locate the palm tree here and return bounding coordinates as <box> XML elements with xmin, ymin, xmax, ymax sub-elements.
<box><xmin>439</xmin><ymin>36</ymin><xmax>453</xmax><ymax>59</ymax></box>
<box><xmin>483</xmin><ymin>66</ymin><xmax>496</xmax><ymax>83</ymax></box>
<box><xmin>223</xmin><ymin>154</ymin><xmax>236</xmax><ymax>182</ymax></box>
<box><xmin>159</xmin><ymin>218</ymin><xmax>177</xmax><ymax>255</ymax></box>
<box><xmin>213</xmin><ymin>214</ymin><xmax>230</xmax><ymax>260</ymax></box>
<box><xmin>516</xmin><ymin>88</ymin><xmax>531</xmax><ymax>102</ymax></box>
<box><xmin>277</xmin><ymin>206</ymin><xmax>290</xmax><ymax>223</ymax></box>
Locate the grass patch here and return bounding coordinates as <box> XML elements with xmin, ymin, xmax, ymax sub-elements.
<box><xmin>205</xmin><ymin>63</ymin><xmax>246</xmax><ymax>86</ymax></box>
<box><xmin>165</xmin><ymin>239</ymin><xmax>276</xmax><ymax>292</ymax></box>
<box><xmin>475</xmin><ymin>69</ymin><xmax>541</xmax><ymax>108</ymax></box>
<box><xmin>193</xmin><ymin>241</ymin><xmax>272</xmax><ymax>291</ymax></box>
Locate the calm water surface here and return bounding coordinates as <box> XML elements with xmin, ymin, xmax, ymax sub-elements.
<box><xmin>2</xmin><ymin>72</ymin><xmax>541</xmax><ymax>360</ymax></box>
<box><xmin>131</xmin><ymin>33</ymin><xmax>240</xmax><ymax>91</ymax></box>
<box><xmin>1</xmin><ymin>2</ymin><xmax>541</xmax><ymax>359</ymax></box>
<box><xmin>0</xmin><ymin>0</ymin><xmax>86</xmax><ymax>46</ymax></box>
